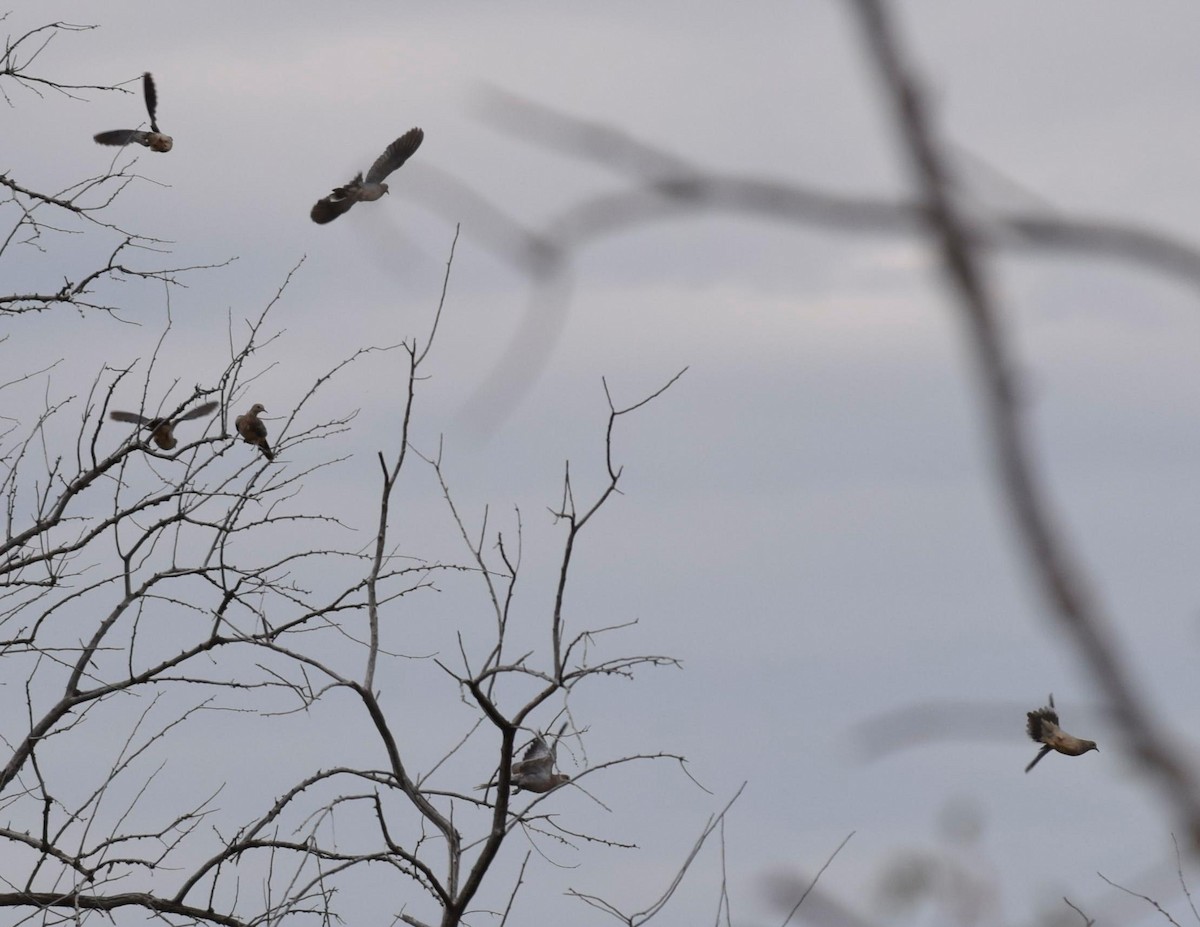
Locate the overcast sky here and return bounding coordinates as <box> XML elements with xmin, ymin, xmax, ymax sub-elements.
<box><xmin>6</xmin><ymin>3</ymin><xmax>1200</xmax><ymax>925</ymax></box>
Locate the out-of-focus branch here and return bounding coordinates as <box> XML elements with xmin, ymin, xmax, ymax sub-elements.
<box><xmin>462</xmin><ymin>89</ymin><xmax>1200</xmax><ymax>291</ymax></box>
<box><xmin>848</xmin><ymin>0</ymin><xmax>1200</xmax><ymax>847</ymax></box>
<box><xmin>424</xmin><ymin>91</ymin><xmax>1200</xmax><ymax>435</ymax></box>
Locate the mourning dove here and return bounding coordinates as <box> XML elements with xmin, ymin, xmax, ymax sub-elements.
<box><xmin>234</xmin><ymin>403</ymin><xmax>274</xmax><ymax>462</ymax></box>
<box><xmin>477</xmin><ymin>727</ymin><xmax>570</xmax><ymax>795</ymax></box>
<box><xmin>110</xmin><ymin>400</ymin><xmax>217</xmax><ymax>450</ymax></box>
<box><xmin>310</xmin><ymin>127</ymin><xmax>424</xmax><ymax>224</ymax></box>
<box><xmin>1025</xmin><ymin>694</ymin><xmax>1098</xmax><ymax>773</ymax></box>
<box><xmin>94</xmin><ymin>72</ymin><xmax>173</xmax><ymax>153</ymax></box>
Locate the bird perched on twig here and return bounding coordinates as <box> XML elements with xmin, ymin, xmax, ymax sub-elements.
<box><xmin>234</xmin><ymin>403</ymin><xmax>274</xmax><ymax>462</ymax></box>
<box><xmin>94</xmin><ymin>72</ymin><xmax>173</xmax><ymax>153</ymax></box>
<box><xmin>310</xmin><ymin>127</ymin><xmax>424</xmax><ymax>224</ymax></box>
<box><xmin>477</xmin><ymin>726</ymin><xmax>570</xmax><ymax>795</ymax></box>
<box><xmin>110</xmin><ymin>400</ymin><xmax>217</xmax><ymax>450</ymax></box>
<box><xmin>1025</xmin><ymin>694</ymin><xmax>1098</xmax><ymax>773</ymax></box>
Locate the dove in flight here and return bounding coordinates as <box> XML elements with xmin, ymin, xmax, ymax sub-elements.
<box><xmin>477</xmin><ymin>726</ymin><xmax>570</xmax><ymax>795</ymax></box>
<box><xmin>94</xmin><ymin>72</ymin><xmax>173</xmax><ymax>153</ymax></box>
<box><xmin>1025</xmin><ymin>694</ymin><xmax>1098</xmax><ymax>773</ymax></box>
<box><xmin>310</xmin><ymin>127</ymin><xmax>424</xmax><ymax>224</ymax></box>
<box><xmin>110</xmin><ymin>400</ymin><xmax>217</xmax><ymax>450</ymax></box>
<box><xmin>235</xmin><ymin>403</ymin><xmax>274</xmax><ymax>462</ymax></box>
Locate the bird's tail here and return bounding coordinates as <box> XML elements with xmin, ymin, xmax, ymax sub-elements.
<box><xmin>1025</xmin><ymin>745</ymin><xmax>1052</xmax><ymax>773</ymax></box>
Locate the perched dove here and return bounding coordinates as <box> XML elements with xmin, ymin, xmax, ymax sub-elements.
<box><xmin>235</xmin><ymin>403</ymin><xmax>274</xmax><ymax>462</ymax></box>
<box><xmin>1025</xmin><ymin>694</ymin><xmax>1098</xmax><ymax>773</ymax></box>
<box><xmin>477</xmin><ymin>727</ymin><xmax>570</xmax><ymax>795</ymax></box>
<box><xmin>94</xmin><ymin>72</ymin><xmax>173</xmax><ymax>153</ymax></box>
<box><xmin>310</xmin><ymin>127</ymin><xmax>424</xmax><ymax>224</ymax></box>
<box><xmin>110</xmin><ymin>400</ymin><xmax>217</xmax><ymax>450</ymax></box>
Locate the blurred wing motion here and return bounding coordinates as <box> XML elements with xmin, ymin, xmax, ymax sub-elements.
<box><xmin>510</xmin><ymin>725</ymin><xmax>570</xmax><ymax>793</ymax></box>
<box><xmin>475</xmin><ymin>724</ymin><xmax>571</xmax><ymax>795</ymax></box>
<box><xmin>110</xmin><ymin>400</ymin><xmax>217</xmax><ymax>450</ymax></box>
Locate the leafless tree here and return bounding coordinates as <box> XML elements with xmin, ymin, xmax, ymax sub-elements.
<box><xmin>0</xmin><ymin>21</ymin><xmax>714</xmax><ymax>927</ymax></box>
<box><xmin>1</xmin><ymin>231</ymin><xmax>706</xmax><ymax>927</ymax></box>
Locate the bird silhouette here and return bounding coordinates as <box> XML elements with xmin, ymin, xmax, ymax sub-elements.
<box><xmin>310</xmin><ymin>128</ymin><xmax>424</xmax><ymax>224</ymax></box>
<box><xmin>234</xmin><ymin>403</ymin><xmax>274</xmax><ymax>462</ymax></box>
<box><xmin>94</xmin><ymin>72</ymin><xmax>173</xmax><ymax>152</ymax></box>
<box><xmin>110</xmin><ymin>400</ymin><xmax>217</xmax><ymax>450</ymax></box>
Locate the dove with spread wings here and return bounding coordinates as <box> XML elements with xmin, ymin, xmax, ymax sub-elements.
<box><xmin>477</xmin><ymin>726</ymin><xmax>570</xmax><ymax>795</ymax></box>
<box><xmin>110</xmin><ymin>400</ymin><xmax>216</xmax><ymax>450</ymax></box>
<box><xmin>94</xmin><ymin>72</ymin><xmax>173</xmax><ymax>153</ymax></box>
<box><xmin>310</xmin><ymin>128</ymin><xmax>424</xmax><ymax>224</ymax></box>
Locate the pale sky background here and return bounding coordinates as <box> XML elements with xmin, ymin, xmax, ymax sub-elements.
<box><xmin>5</xmin><ymin>3</ymin><xmax>1200</xmax><ymax>925</ymax></box>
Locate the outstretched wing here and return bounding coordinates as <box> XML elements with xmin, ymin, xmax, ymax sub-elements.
<box><xmin>1026</xmin><ymin>705</ymin><xmax>1060</xmax><ymax>743</ymax></box>
<box><xmin>310</xmin><ymin>191</ymin><xmax>357</xmax><ymax>224</ymax></box>
<box><xmin>512</xmin><ymin>735</ymin><xmax>552</xmax><ymax>776</ymax></box>
<box><xmin>109</xmin><ymin>409</ymin><xmax>154</xmax><ymax>426</ymax></box>
<box><xmin>94</xmin><ymin>129</ymin><xmax>145</xmax><ymax>147</ymax></box>
<box><xmin>365</xmin><ymin>127</ymin><xmax>424</xmax><ymax>185</ymax></box>
<box><xmin>176</xmin><ymin>400</ymin><xmax>218</xmax><ymax>422</ymax></box>
<box><xmin>143</xmin><ymin>72</ymin><xmax>160</xmax><ymax>133</ymax></box>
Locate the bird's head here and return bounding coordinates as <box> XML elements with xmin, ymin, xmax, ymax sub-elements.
<box><xmin>380</xmin><ymin>183</ymin><xmax>390</xmax><ymax>196</ymax></box>
<box><xmin>249</xmin><ymin>403</ymin><xmax>267</xmax><ymax>415</ymax></box>
<box><xmin>149</xmin><ymin>134</ymin><xmax>173</xmax><ymax>153</ymax></box>
<box><xmin>1083</xmin><ymin>740</ymin><xmax>1099</xmax><ymax>755</ymax></box>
